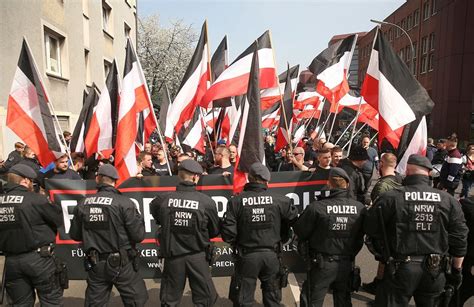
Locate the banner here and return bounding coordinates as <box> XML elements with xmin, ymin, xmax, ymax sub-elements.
<box><xmin>46</xmin><ymin>171</ymin><xmax>328</xmax><ymax>279</ymax></box>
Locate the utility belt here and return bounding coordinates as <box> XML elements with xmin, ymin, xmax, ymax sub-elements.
<box><xmin>309</xmin><ymin>251</ymin><xmax>353</xmax><ymax>263</ymax></box>
<box><xmin>6</xmin><ymin>243</ymin><xmax>55</xmax><ymax>257</ymax></box>
<box><xmin>84</xmin><ymin>248</ymin><xmax>140</xmax><ymax>272</ymax></box>
<box><xmin>388</xmin><ymin>254</ymin><xmax>451</xmax><ymax>278</ymax></box>
<box><xmin>237</xmin><ymin>244</ymin><xmax>281</xmax><ymax>256</ymax></box>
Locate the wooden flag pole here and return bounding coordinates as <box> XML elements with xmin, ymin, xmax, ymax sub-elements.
<box><xmin>334</xmin><ymin>115</ymin><xmax>358</xmax><ymax>145</ymax></box>
<box><xmin>346</xmin><ymin>96</ymin><xmax>364</xmax><ymax>156</ymax></box>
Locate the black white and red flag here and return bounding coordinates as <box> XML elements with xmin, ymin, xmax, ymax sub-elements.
<box><xmin>261</xmin><ymin>101</ymin><xmax>280</xmax><ymax>129</ymax></box>
<box><xmin>227</xmin><ymin>97</ymin><xmax>243</xmax><ymax>145</ymax></box>
<box><xmin>165</xmin><ymin>21</ymin><xmax>210</xmax><ymax>140</ymax></box>
<box><xmin>6</xmin><ymin>39</ymin><xmax>65</xmax><ymax>167</ymax></box>
<box><xmin>294</xmin><ymin>91</ymin><xmax>322</xmax><ymax>110</ymax></box>
<box><xmin>159</xmin><ymin>84</ymin><xmax>173</xmax><ymax>142</ymax></box>
<box><xmin>178</xmin><ymin>106</ymin><xmax>205</xmax><ymax>154</ymax></box>
<box><xmin>275</xmin><ymin>64</ymin><xmax>296</xmax><ymax>152</ymax></box>
<box><xmin>115</xmin><ymin>39</ymin><xmax>156</xmax><ymax>183</ymax></box>
<box><xmin>85</xmin><ymin>60</ymin><xmax>120</xmax><ymax>158</ymax></box>
<box><xmin>70</xmin><ymin>85</ymin><xmax>99</xmax><ymax>154</ymax></box>
<box><xmin>361</xmin><ymin>29</ymin><xmax>434</xmax><ymax>153</ymax></box>
<box><xmin>200</xmin><ymin>31</ymin><xmax>277</xmax><ymax>108</ymax></box>
<box><xmin>308</xmin><ymin>34</ymin><xmax>357</xmax><ymax>104</ymax></box>
<box><xmin>233</xmin><ymin>48</ymin><xmax>265</xmax><ymax>194</ymax></box>
<box><xmin>260</xmin><ymin>65</ymin><xmax>299</xmax><ymax>110</ymax></box>
<box><xmin>211</xmin><ymin>36</ymin><xmax>232</xmax><ymax>108</ymax></box>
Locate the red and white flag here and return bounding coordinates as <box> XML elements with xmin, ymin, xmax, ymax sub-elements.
<box><xmin>70</xmin><ymin>86</ymin><xmax>99</xmax><ymax>155</ymax></box>
<box><xmin>275</xmin><ymin>65</ymin><xmax>298</xmax><ymax>152</ymax></box>
<box><xmin>396</xmin><ymin>116</ymin><xmax>428</xmax><ymax>174</ymax></box>
<box><xmin>361</xmin><ymin>29</ymin><xmax>434</xmax><ymax>151</ymax></box>
<box><xmin>233</xmin><ymin>49</ymin><xmax>265</xmax><ymax>194</ymax></box>
<box><xmin>294</xmin><ymin>91</ymin><xmax>322</xmax><ymax>110</ymax></box>
<box><xmin>261</xmin><ymin>102</ymin><xmax>280</xmax><ymax>129</ymax></box>
<box><xmin>85</xmin><ymin>60</ymin><xmax>120</xmax><ymax>158</ymax></box>
<box><xmin>260</xmin><ymin>65</ymin><xmax>299</xmax><ymax>110</ymax></box>
<box><xmin>115</xmin><ymin>39</ymin><xmax>156</xmax><ymax>183</ymax></box>
<box><xmin>6</xmin><ymin>39</ymin><xmax>64</xmax><ymax>167</ymax></box>
<box><xmin>165</xmin><ymin>21</ymin><xmax>210</xmax><ymax>139</ymax></box>
<box><xmin>200</xmin><ymin>31</ymin><xmax>277</xmax><ymax>108</ymax></box>
<box><xmin>178</xmin><ymin>106</ymin><xmax>205</xmax><ymax>154</ymax></box>
<box><xmin>308</xmin><ymin>34</ymin><xmax>357</xmax><ymax>104</ymax></box>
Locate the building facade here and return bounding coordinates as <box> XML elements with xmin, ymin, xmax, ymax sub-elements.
<box><xmin>0</xmin><ymin>0</ymin><xmax>137</xmax><ymax>159</ymax></box>
<box><xmin>357</xmin><ymin>0</ymin><xmax>474</xmax><ymax>143</ymax></box>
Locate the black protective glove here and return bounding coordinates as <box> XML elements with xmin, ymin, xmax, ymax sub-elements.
<box><xmin>446</xmin><ymin>267</ymin><xmax>463</xmax><ymax>289</ymax></box>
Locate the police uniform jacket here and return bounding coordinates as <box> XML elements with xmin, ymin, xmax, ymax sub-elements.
<box><xmin>0</xmin><ymin>151</ymin><xmax>22</xmax><ymax>174</ymax></box>
<box><xmin>365</xmin><ymin>175</ymin><xmax>468</xmax><ymax>258</ymax></box>
<box><xmin>69</xmin><ymin>184</ymin><xmax>145</xmax><ymax>253</ymax></box>
<box><xmin>460</xmin><ymin>197</ymin><xmax>474</xmax><ymax>261</ymax></box>
<box><xmin>149</xmin><ymin>181</ymin><xmax>220</xmax><ymax>258</ymax></box>
<box><xmin>294</xmin><ymin>189</ymin><xmax>365</xmax><ymax>257</ymax></box>
<box><xmin>338</xmin><ymin>158</ymin><xmax>366</xmax><ymax>203</ymax></box>
<box><xmin>0</xmin><ymin>183</ymin><xmax>63</xmax><ymax>254</ymax></box>
<box><xmin>221</xmin><ymin>182</ymin><xmax>298</xmax><ymax>250</ymax></box>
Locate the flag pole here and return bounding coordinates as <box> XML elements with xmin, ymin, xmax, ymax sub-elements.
<box><xmin>204</xmin><ymin>20</ymin><xmax>218</xmax><ymax>150</ymax></box>
<box><xmin>327</xmin><ymin>93</ymin><xmax>339</xmax><ymax>142</ymax></box>
<box><xmin>342</xmin><ymin>122</ymin><xmax>367</xmax><ymax>151</ymax></box>
<box><xmin>268</xmin><ymin>31</ymin><xmax>293</xmax><ymax>153</ymax></box>
<box><xmin>334</xmin><ymin>115</ymin><xmax>358</xmax><ymax>145</ymax></box>
<box><xmin>23</xmin><ymin>37</ymin><xmax>76</xmax><ymax>171</ymax></box>
<box><xmin>345</xmin><ymin>96</ymin><xmax>364</xmax><ymax>156</ymax></box>
<box><xmin>199</xmin><ymin>108</ymin><xmax>216</xmax><ymax>162</ymax></box>
<box><xmin>369</xmin><ymin>132</ymin><xmax>378</xmax><ymax>145</ymax></box>
<box><xmin>131</xmin><ymin>37</ymin><xmax>172</xmax><ymax>176</ymax></box>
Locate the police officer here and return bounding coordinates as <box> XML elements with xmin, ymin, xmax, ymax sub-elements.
<box><xmin>0</xmin><ymin>164</ymin><xmax>65</xmax><ymax>305</ymax></box>
<box><xmin>69</xmin><ymin>164</ymin><xmax>148</xmax><ymax>306</ymax></box>
<box><xmin>294</xmin><ymin>167</ymin><xmax>366</xmax><ymax>307</ymax></box>
<box><xmin>365</xmin><ymin>154</ymin><xmax>468</xmax><ymax>306</ymax></box>
<box><xmin>221</xmin><ymin>162</ymin><xmax>298</xmax><ymax>307</ymax></box>
<box><xmin>150</xmin><ymin>159</ymin><xmax>220</xmax><ymax>306</ymax></box>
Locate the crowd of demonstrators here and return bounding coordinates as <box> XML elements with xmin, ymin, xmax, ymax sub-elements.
<box><xmin>3</xmin><ymin>124</ymin><xmax>474</xmax><ymax>306</ymax></box>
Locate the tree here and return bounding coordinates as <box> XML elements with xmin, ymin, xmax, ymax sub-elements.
<box><xmin>137</xmin><ymin>14</ymin><xmax>198</xmax><ymax>107</ymax></box>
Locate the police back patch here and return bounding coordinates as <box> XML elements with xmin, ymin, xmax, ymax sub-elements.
<box><xmin>84</xmin><ymin>206</ymin><xmax>110</xmax><ymax>230</ymax></box>
<box><xmin>170</xmin><ymin>209</ymin><xmax>196</xmax><ymax>233</ymax></box>
<box><xmin>0</xmin><ymin>204</ymin><xmax>21</xmax><ymax>228</ymax></box>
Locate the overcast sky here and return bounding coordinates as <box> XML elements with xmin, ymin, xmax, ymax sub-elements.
<box><xmin>138</xmin><ymin>0</ymin><xmax>404</xmax><ymax>72</ymax></box>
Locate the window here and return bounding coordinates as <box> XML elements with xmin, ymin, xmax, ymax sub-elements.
<box><xmin>401</xmin><ymin>18</ymin><xmax>406</xmax><ymax>31</ymax></box>
<box><xmin>399</xmin><ymin>49</ymin><xmax>404</xmax><ymax>61</ymax></box>
<box><xmin>429</xmin><ymin>33</ymin><xmax>435</xmax><ymax>50</ymax></box>
<box><xmin>85</xmin><ymin>50</ymin><xmax>91</xmax><ymax>85</ymax></box>
<box><xmin>421</xmin><ymin>55</ymin><xmax>428</xmax><ymax>73</ymax></box>
<box><xmin>432</xmin><ymin>0</ymin><xmax>437</xmax><ymax>15</ymax></box>
<box><xmin>428</xmin><ymin>53</ymin><xmax>434</xmax><ymax>71</ymax></box>
<box><xmin>423</xmin><ymin>1</ymin><xmax>431</xmax><ymax>20</ymax></box>
<box><xmin>44</xmin><ymin>30</ymin><xmax>64</xmax><ymax>76</ymax></box>
<box><xmin>405</xmin><ymin>46</ymin><xmax>411</xmax><ymax>61</ymax></box>
<box><xmin>56</xmin><ymin>116</ymin><xmax>70</xmax><ymax>132</ymax></box>
<box><xmin>413</xmin><ymin>42</ymin><xmax>418</xmax><ymax>58</ymax></box>
<box><xmin>414</xmin><ymin>9</ymin><xmax>420</xmax><ymax>26</ymax></box>
<box><xmin>102</xmin><ymin>1</ymin><xmax>112</xmax><ymax>34</ymax></box>
<box><xmin>407</xmin><ymin>15</ymin><xmax>413</xmax><ymax>30</ymax></box>
<box><xmin>124</xmin><ymin>22</ymin><xmax>131</xmax><ymax>39</ymax></box>
<box><xmin>422</xmin><ymin>36</ymin><xmax>428</xmax><ymax>54</ymax></box>
<box><xmin>104</xmin><ymin>60</ymin><xmax>112</xmax><ymax>79</ymax></box>
<box><xmin>396</xmin><ymin>22</ymin><xmax>401</xmax><ymax>37</ymax></box>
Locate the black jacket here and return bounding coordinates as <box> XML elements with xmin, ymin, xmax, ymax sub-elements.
<box><xmin>338</xmin><ymin>158</ymin><xmax>366</xmax><ymax>203</ymax></box>
<box><xmin>221</xmin><ymin>182</ymin><xmax>298</xmax><ymax>249</ymax></box>
<box><xmin>150</xmin><ymin>181</ymin><xmax>220</xmax><ymax>257</ymax></box>
<box><xmin>0</xmin><ymin>183</ymin><xmax>63</xmax><ymax>254</ymax></box>
<box><xmin>0</xmin><ymin>150</ymin><xmax>22</xmax><ymax>174</ymax></box>
<box><xmin>70</xmin><ymin>184</ymin><xmax>145</xmax><ymax>253</ymax></box>
<box><xmin>365</xmin><ymin>175</ymin><xmax>468</xmax><ymax>258</ymax></box>
<box><xmin>294</xmin><ymin>189</ymin><xmax>366</xmax><ymax>257</ymax></box>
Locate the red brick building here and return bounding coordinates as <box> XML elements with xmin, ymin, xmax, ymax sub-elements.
<box><xmin>357</xmin><ymin>0</ymin><xmax>474</xmax><ymax>142</ymax></box>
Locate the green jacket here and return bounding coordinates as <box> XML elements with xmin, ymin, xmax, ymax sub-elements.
<box><xmin>370</xmin><ymin>174</ymin><xmax>403</xmax><ymax>203</ymax></box>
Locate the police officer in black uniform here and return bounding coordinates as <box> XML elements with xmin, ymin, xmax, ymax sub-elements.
<box><xmin>294</xmin><ymin>167</ymin><xmax>366</xmax><ymax>307</ymax></box>
<box><xmin>69</xmin><ymin>164</ymin><xmax>148</xmax><ymax>306</ymax></box>
<box><xmin>0</xmin><ymin>164</ymin><xmax>65</xmax><ymax>306</ymax></box>
<box><xmin>365</xmin><ymin>154</ymin><xmax>468</xmax><ymax>306</ymax></box>
<box><xmin>221</xmin><ymin>162</ymin><xmax>298</xmax><ymax>307</ymax></box>
<box><xmin>150</xmin><ymin>159</ymin><xmax>220</xmax><ymax>307</ymax></box>
<box><xmin>457</xmin><ymin>196</ymin><xmax>474</xmax><ymax>305</ymax></box>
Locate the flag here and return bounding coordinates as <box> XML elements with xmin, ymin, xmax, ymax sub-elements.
<box><xmin>115</xmin><ymin>39</ymin><xmax>155</xmax><ymax>183</ymax></box>
<box><xmin>200</xmin><ymin>31</ymin><xmax>277</xmax><ymax>108</ymax></box>
<box><xmin>6</xmin><ymin>39</ymin><xmax>64</xmax><ymax>167</ymax></box>
<box><xmin>85</xmin><ymin>60</ymin><xmax>120</xmax><ymax>158</ymax></box>
<box><xmin>178</xmin><ymin>106</ymin><xmax>205</xmax><ymax>154</ymax></box>
<box><xmin>260</xmin><ymin>65</ymin><xmax>299</xmax><ymax>110</ymax></box>
<box><xmin>165</xmin><ymin>21</ymin><xmax>210</xmax><ymax>139</ymax></box>
<box><xmin>361</xmin><ymin>29</ymin><xmax>434</xmax><ymax>150</ymax></box>
<box><xmin>396</xmin><ymin>116</ymin><xmax>428</xmax><ymax>174</ymax></box>
<box><xmin>308</xmin><ymin>34</ymin><xmax>357</xmax><ymax>103</ymax></box>
<box><xmin>233</xmin><ymin>48</ymin><xmax>265</xmax><ymax>194</ymax></box>
<box><xmin>294</xmin><ymin>91</ymin><xmax>321</xmax><ymax>110</ymax></box>
<box><xmin>159</xmin><ymin>84</ymin><xmax>173</xmax><ymax>142</ymax></box>
<box><xmin>261</xmin><ymin>102</ymin><xmax>280</xmax><ymax>129</ymax></box>
<box><xmin>211</xmin><ymin>36</ymin><xmax>232</xmax><ymax>108</ymax></box>
<box><xmin>296</xmin><ymin>103</ymin><xmax>323</xmax><ymax>120</ymax></box>
<box><xmin>70</xmin><ymin>86</ymin><xmax>99</xmax><ymax>154</ymax></box>
<box><xmin>227</xmin><ymin>97</ymin><xmax>242</xmax><ymax>145</ymax></box>
<box><xmin>275</xmin><ymin>64</ymin><xmax>295</xmax><ymax>152</ymax></box>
